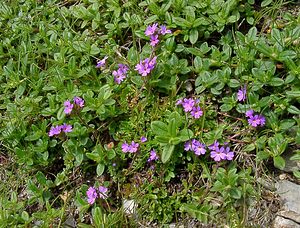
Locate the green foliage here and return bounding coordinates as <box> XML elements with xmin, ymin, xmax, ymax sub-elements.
<box><xmin>0</xmin><ymin>0</ymin><xmax>299</xmax><ymax>226</ymax></box>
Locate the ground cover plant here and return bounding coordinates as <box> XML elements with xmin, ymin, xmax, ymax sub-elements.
<box><xmin>0</xmin><ymin>0</ymin><xmax>299</xmax><ymax>227</ymax></box>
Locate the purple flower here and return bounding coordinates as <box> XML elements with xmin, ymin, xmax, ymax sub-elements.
<box><xmin>159</xmin><ymin>25</ymin><xmax>172</xmax><ymax>35</ymax></box>
<box><xmin>87</xmin><ymin>187</ymin><xmax>98</xmax><ymax>205</ymax></box>
<box><xmin>140</xmin><ymin>136</ymin><xmax>147</xmax><ymax>143</ymax></box>
<box><xmin>148</xmin><ymin>149</ymin><xmax>159</xmax><ymax>162</ymax></box>
<box><xmin>237</xmin><ymin>86</ymin><xmax>246</xmax><ymax>102</ymax></box>
<box><xmin>61</xmin><ymin>123</ymin><xmax>72</xmax><ymax>133</ymax></box>
<box><xmin>182</xmin><ymin>98</ymin><xmax>195</xmax><ymax>112</ymax></box>
<box><xmin>121</xmin><ymin>142</ymin><xmax>130</xmax><ymax>153</ymax></box>
<box><xmin>194</xmin><ymin>146</ymin><xmax>206</xmax><ymax>156</ymax></box>
<box><xmin>245</xmin><ymin>109</ymin><xmax>254</xmax><ymax>118</ymax></box>
<box><xmin>113</xmin><ymin>64</ymin><xmax>129</xmax><ymax>84</ymax></box>
<box><xmin>48</xmin><ymin>125</ymin><xmax>62</xmax><ymax>137</ymax></box>
<box><xmin>210</xmin><ymin>147</ymin><xmax>226</xmax><ymax>162</ymax></box>
<box><xmin>98</xmin><ymin>186</ymin><xmax>108</xmax><ymax>199</ymax></box>
<box><xmin>135</xmin><ymin>56</ymin><xmax>157</xmax><ymax>77</ymax></box>
<box><xmin>145</xmin><ymin>23</ymin><xmax>158</xmax><ymax>36</ymax></box>
<box><xmin>176</xmin><ymin>99</ymin><xmax>183</xmax><ymax>106</ymax></box>
<box><xmin>208</xmin><ymin>140</ymin><xmax>220</xmax><ymax>151</ymax></box>
<box><xmin>184</xmin><ymin>141</ymin><xmax>193</xmax><ymax>151</ymax></box>
<box><xmin>184</xmin><ymin>139</ymin><xmax>206</xmax><ymax>156</ymax></box>
<box><xmin>248</xmin><ymin>115</ymin><xmax>264</xmax><ymax>127</ymax></box>
<box><xmin>128</xmin><ymin>141</ymin><xmax>139</xmax><ymax>153</ymax></box>
<box><xmin>258</xmin><ymin>115</ymin><xmax>266</xmax><ymax>126</ymax></box>
<box><xmin>73</xmin><ymin>96</ymin><xmax>84</xmax><ymax>107</ymax></box>
<box><xmin>223</xmin><ymin>146</ymin><xmax>234</xmax><ymax>160</ymax></box>
<box><xmin>150</xmin><ymin>34</ymin><xmax>159</xmax><ymax>47</ymax></box>
<box><xmin>190</xmin><ymin>106</ymin><xmax>203</xmax><ymax>119</ymax></box>
<box><xmin>64</xmin><ymin>100</ymin><xmax>74</xmax><ymax>115</ymax></box>
<box><xmin>96</xmin><ymin>56</ymin><xmax>108</xmax><ymax>68</ymax></box>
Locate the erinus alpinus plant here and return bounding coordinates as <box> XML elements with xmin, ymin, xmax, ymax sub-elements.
<box><xmin>0</xmin><ymin>0</ymin><xmax>299</xmax><ymax>226</ymax></box>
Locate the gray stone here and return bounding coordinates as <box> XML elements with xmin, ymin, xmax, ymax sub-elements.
<box><xmin>275</xmin><ymin>180</ymin><xmax>300</xmax><ymax>214</ymax></box>
<box><xmin>273</xmin><ymin>216</ymin><xmax>300</xmax><ymax>228</ymax></box>
<box><xmin>282</xmin><ymin>151</ymin><xmax>300</xmax><ymax>173</ymax></box>
<box><xmin>278</xmin><ymin>211</ymin><xmax>300</xmax><ymax>224</ymax></box>
<box><xmin>63</xmin><ymin>216</ymin><xmax>76</xmax><ymax>228</ymax></box>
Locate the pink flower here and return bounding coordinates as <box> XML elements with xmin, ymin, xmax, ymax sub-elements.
<box><xmin>145</xmin><ymin>23</ymin><xmax>158</xmax><ymax>36</ymax></box>
<box><xmin>237</xmin><ymin>86</ymin><xmax>246</xmax><ymax>102</ymax></box>
<box><xmin>159</xmin><ymin>25</ymin><xmax>172</xmax><ymax>35</ymax></box>
<box><xmin>148</xmin><ymin>149</ymin><xmax>159</xmax><ymax>162</ymax></box>
<box><xmin>190</xmin><ymin>106</ymin><xmax>203</xmax><ymax>119</ymax></box>
<box><xmin>150</xmin><ymin>34</ymin><xmax>159</xmax><ymax>47</ymax></box>
<box><xmin>87</xmin><ymin>187</ymin><xmax>98</xmax><ymax>205</ymax></box>
<box><xmin>64</xmin><ymin>100</ymin><xmax>74</xmax><ymax>114</ymax></box>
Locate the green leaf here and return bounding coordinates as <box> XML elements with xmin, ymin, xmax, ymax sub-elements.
<box><xmin>229</xmin><ymin>188</ymin><xmax>242</xmax><ymax>199</ymax></box>
<box><xmin>144</xmin><ymin>15</ymin><xmax>158</xmax><ymax>24</ymax></box>
<box><xmin>86</xmin><ymin>153</ymin><xmax>100</xmax><ymax>162</ymax></box>
<box><xmin>36</xmin><ymin>171</ymin><xmax>47</xmax><ymax>186</ymax></box>
<box><xmin>96</xmin><ymin>163</ymin><xmax>105</xmax><ymax>176</ymax></box>
<box><xmin>273</xmin><ymin>156</ymin><xmax>285</xmax><ymax>170</ymax></box>
<box><xmin>57</xmin><ymin>106</ymin><xmax>66</xmax><ymax>120</ymax></box>
<box><xmin>269</xmin><ymin>78</ymin><xmax>284</xmax><ymax>86</ymax></box>
<box><xmin>293</xmin><ymin>170</ymin><xmax>300</xmax><ymax>179</ymax></box>
<box><xmin>156</xmin><ymin>136</ymin><xmax>171</xmax><ymax>144</ymax></box>
<box><xmin>173</xmin><ymin>17</ymin><xmax>192</xmax><ymax>27</ymax></box>
<box><xmin>189</xmin><ymin>29</ymin><xmax>198</xmax><ymax>44</ymax></box>
<box><xmin>287</xmin><ymin>105</ymin><xmax>300</xmax><ymax>115</ymax></box>
<box><xmin>151</xmin><ymin>121</ymin><xmax>169</xmax><ymax>136</ymax></box>
<box><xmin>256</xmin><ymin>151</ymin><xmax>270</xmax><ymax>161</ymax></box>
<box><xmin>90</xmin><ymin>44</ymin><xmax>100</xmax><ymax>55</ymax></box>
<box><xmin>279</xmin><ymin>119</ymin><xmax>295</xmax><ymax>131</ymax></box>
<box><xmin>168</xmin><ymin>118</ymin><xmax>177</xmax><ymax>137</ymax></box>
<box><xmin>194</xmin><ymin>56</ymin><xmax>202</xmax><ymax>72</ymax></box>
<box><xmin>261</xmin><ymin>0</ymin><xmax>272</xmax><ymax>7</ymax></box>
<box><xmin>178</xmin><ymin>129</ymin><xmax>194</xmax><ymax>141</ymax></box>
<box><xmin>243</xmin><ymin>143</ymin><xmax>255</xmax><ymax>152</ymax></box>
<box><xmin>286</xmin><ymin>90</ymin><xmax>300</xmax><ymax>98</ymax></box>
<box><xmin>24</xmin><ymin>131</ymin><xmax>42</xmax><ymax>141</ymax></box>
<box><xmin>21</xmin><ymin>211</ymin><xmax>29</xmax><ymax>221</ymax></box>
<box><xmin>92</xmin><ymin>207</ymin><xmax>104</xmax><ymax>226</ymax></box>
<box><xmin>220</xmin><ymin>103</ymin><xmax>233</xmax><ymax>112</ymax></box>
<box><xmin>228</xmin><ymin>79</ymin><xmax>240</xmax><ymax>88</ymax></box>
<box><xmin>107</xmin><ymin>150</ymin><xmax>116</xmax><ymax>160</ymax></box>
<box><xmin>161</xmin><ymin>144</ymin><xmax>175</xmax><ymax>163</ymax></box>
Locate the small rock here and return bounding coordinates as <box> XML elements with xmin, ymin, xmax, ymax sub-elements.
<box><xmin>63</xmin><ymin>216</ymin><xmax>76</xmax><ymax>228</ymax></box>
<box><xmin>278</xmin><ymin>210</ymin><xmax>300</xmax><ymax>224</ymax></box>
<box><xmin>273</xmin><ymin>216</ymin><xmax>300</xmax><ymax>228</ymax></box>
<box><xmin>282</xmin><ymin>151</ymin><xmax>300</xmax><ymax>173</ymax></box>
<box><xmin>275</xmin><ymin>180</ymin><xmax>300</xmax><ymax>214</ymax></box>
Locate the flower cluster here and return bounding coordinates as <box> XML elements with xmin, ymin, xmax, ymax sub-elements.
<box><xmin>86</xmin><ymin>186</ymin><xmax>108</xmax><ymax>205</ymax></box>
<box><xmin>145</xmin><ymin>23</ymin><xmax>171</xmax><ymax>47</ymax></box>
<box><xmin>184</xmin><ymin>139</ymin><xmax>206</xmax><ymax>156</ymax></box>
<box><xmin>148</xmin><ymin>149</ymin><xmax>159</xmax><ymax>162</ymax></box>
<box><xmin>113</xmin><ymin>64</ymin><xmax>129</xmax><ymax>84</ymax></box>
<box><xmin>176</xmin><ymin>97</ymin><xmax>203</xmax><ymax>119</ymax></box>
<box><xmin>208</xmin><ymin>141</ymin><xmax>234</xmax><ymax>162</ymax></box>
<box><xmin>48</xmin><ymin>123</ymin><xmax>72</xmax><ymax>137</ymax></box>
<box><xmin>122</xmin><ymin>141</ymin><xmax>140</xmax><ymax>153</ymax></box>
<box><xmin>237</xmin><ymin>86</ymin><xmax>246</xmax><ymax>102</ymax></box>
<box><xmin>246</xmin><ymin>110</ymin><xmax>266</xmax><ymax>127</ymax></box>
<box><xmin>64</xmin><ymin>96</ymin><xmax>84</xmax><ymax>115</ymax></box>
<box><xmin>96</xmin><ymin>56</ymin><xmax>108</xmax><ymax>68</ymax></box>
<box><xmin>135</xmin><ymin>56</ymin><xmax>157</xmax><ymax>77</ymax></box>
